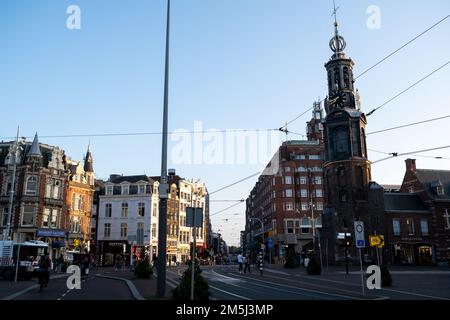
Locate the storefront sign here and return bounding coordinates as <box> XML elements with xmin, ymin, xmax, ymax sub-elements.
<box><xmin>36</xmin><ymin>229</ymin><xmax>66</xmax><ymax>238</ymax></box>
<box><xmin>401</xmin><ymin>237</ymin><xmax>423</xmax><ymax>241</ymax></box>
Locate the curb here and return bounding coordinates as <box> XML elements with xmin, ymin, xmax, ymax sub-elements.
<box><xmin>95</xmin><ymin>274</ymin><xmax>145</xmax><ymax>300</ymax></box>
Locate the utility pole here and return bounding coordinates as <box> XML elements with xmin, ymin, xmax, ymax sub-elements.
<box><xmin>157</xmin><ymin>0</ymin><xmax>170</xmax><ymax>299</ymax></box>
<box><xmin>4</xmin><ymin>127</ymin><xmax>20</xmax><ymax>241</ymax></box>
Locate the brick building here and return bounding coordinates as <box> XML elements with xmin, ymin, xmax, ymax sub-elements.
<box><xmin>245</xmin><ymin>103</ymin><xmax>325</xmax><ymax>261</ymax></box>
<box><xmin>0</xmin><ymin>134</ymin><xmax>69</xmax><ymax>261</ymax></box>
<box><xmin>396</xmin><ymin>159</ymin><xmax>450</xmax><ymax>266</ymax></box>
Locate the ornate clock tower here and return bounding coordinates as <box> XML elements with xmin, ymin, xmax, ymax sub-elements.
<box><xmin>322</xmin><ymin>10</ymin><xmax>385</xmax><ymax>264</ymax></box>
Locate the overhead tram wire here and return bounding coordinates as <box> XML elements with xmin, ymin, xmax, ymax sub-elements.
<box><xmin>281</xmin><ymin>15</ymin><xmax>450</xmax><ymax>129</ymax></box>
<box><xmin>0</xmin><ymin>128</ymin><xmax>279</xmax><ymax>140</ymax></box>
<box><xmin>369</xmin><ymin>148</ymin><xmax>450</xmax><ymax>161</ymax></box>
<box><xmin>371</xmin><ymin>145</ymin><xmax>450</xmax><ymax>164</ymax></box>
<box><xmin>209</xmin><ymin>201</ymin><xmax>245</xmax><ymax>217</ymax></box>
<box><xmin>355</xmin><ymin>14</ymin><xmax>450</xmax><ymax>79</ymax></box>
<box><xmin>209</xmin><ymin>172</ymin><xmax>262</xmax><ymax>195</ymax></box>
<box><xmin>366</xmin><ymin>60</ymin><xmax>450</xmax><ymax>117</ymax></box>
<box><xmin>366</xmin><ymin>114</ymin><xmax>450</xmax><ymax>136</ymax></box>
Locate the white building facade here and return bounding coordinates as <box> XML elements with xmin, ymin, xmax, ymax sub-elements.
<box><xmin>97</xmin><ymin>175</ymin><xmax>159</xmax><ymax>267</ymax></box>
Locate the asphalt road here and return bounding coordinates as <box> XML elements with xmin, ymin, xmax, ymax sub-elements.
<box><xmin>192</xmin><ymin>264</ymin><xmax>450</xmax><ymax>300</ymax></box>
<box><xmin>4</xmin><ymin>275</ymin><xmax>134</xmax><ymax>300</ymax></box>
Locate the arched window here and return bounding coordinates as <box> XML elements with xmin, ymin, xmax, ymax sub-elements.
<box><xmin>343</xmin><ymin>67</ymin><xmax>350</xmax><ymax>88</ymax></box>
<box><xmin>25</xmin><ymin>176</ymin><xmax>38</xmax><ymax>196</ymax></box>
<box><xmin>333</xmin><ymin>67</ymin><xmax>340</xmax><ymax>90</ymax></box>
<box><xmin>361</xmin><ymin>128</ymin><xmax>367</xmax><ymax>158</ymax></box>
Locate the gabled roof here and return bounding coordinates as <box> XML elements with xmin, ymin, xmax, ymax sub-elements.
<box><xmin>415</xmin><ymin>169</ymin><xmax>450</xmax><ymax>200</ymax></box>
<box><xmin>384</xmin><ymin>193</ymin><xmax>430</xmax><ymax>213</ymax></box>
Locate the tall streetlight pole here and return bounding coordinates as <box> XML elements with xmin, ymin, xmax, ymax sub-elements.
<box><xmin>4</xmin><ymin>127</ymin><xmax>20</xmax><ymax>241</ymax></box>
<box><xmin>157</xmin><ymin>0</ymin><xmax>170</xmax><ymax>299</ymax></box>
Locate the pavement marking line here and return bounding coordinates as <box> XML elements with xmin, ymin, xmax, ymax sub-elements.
<box><xmin>229</xmin><ymin>273</ymin><xmax>360</xmax><ymax>300</ymax></box>
<box><xmin>380</xmin><ymin>288</ymin><xmax>450</xmax><ymax>300</ymax></box>
<box><xmin>2</xmin><ymin>284</ymin><xmax>39</xmax><ymax>300</ymax></box>
<box><xmin>260</xmin><ymin>272</ymin><xmax>387</xmax><ymax>299</ymax></box>
<box><xmin>95</xmin><ymin>274</ymin><xmax>145</xmax><ymax>300</ymax></box>
<box><xmin>295</xmin><ymin>273</ymin><xmax>449</xmax><ymax>300</ymax></box>
<box><xmin>208</xmin><ymin>284</ymin><xmax>252</xmax><ymax>300</ymax></box>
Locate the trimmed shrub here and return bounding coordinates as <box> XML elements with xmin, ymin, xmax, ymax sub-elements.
<box><xmin>172</xmin><ymin>261</ymin><xmax>210</xmax><ymax>300</ymax></box>
<box><xmin>134</xmin><ymin>248</ymin><xmax>153</xmax><ymax>279</ymax></box>
<box><xmin>284</xmin><ymin>249</ymin><xmax>296</xmax><ymax>269</ymax></box>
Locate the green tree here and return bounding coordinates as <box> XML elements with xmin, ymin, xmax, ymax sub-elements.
<box><xmin>172</xmin><ymin>260</ymin><xmax>210</xmax><ymax>300</ymax></box>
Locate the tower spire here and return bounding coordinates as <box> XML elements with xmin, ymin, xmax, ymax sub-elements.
<box><xmin>84</xmin><ymin>143</ymin><xmax>94</xmax><ymax>172</ymax></box>
<box><xmin>27</xmin><ymin>132</ymin><xmax>42</xmax><ymax>157</ymax></box>
<box><xmin>329</xmin><ymin>0</ymin><xmax>346</xmax><ymax>57</ymax></box>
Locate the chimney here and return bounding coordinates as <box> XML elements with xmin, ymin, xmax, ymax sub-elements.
<box><xmin>405</xmin><ymin>159</ymin><xmax>416</xmax><ymax>172</ymax></box>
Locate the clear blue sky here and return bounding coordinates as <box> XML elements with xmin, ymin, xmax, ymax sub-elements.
<box><xmin>1</xmin><ymin>0</ymin><xmax>449</xmax><ymax>246</ymax></box>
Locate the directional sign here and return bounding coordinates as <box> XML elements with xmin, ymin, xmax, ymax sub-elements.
<box><xmin>369</xmin><ymin>235</ymin><xmax>385</xmax><ymax>248</ymax></box>
<box><xmin>354</xmin><ymin>221</ymin><xmax>365</xmax><ymax>248</ymax></box>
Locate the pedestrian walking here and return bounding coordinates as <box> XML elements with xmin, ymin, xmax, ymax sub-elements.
<box><xmin>38</xmin><ymin>254</ymin><xmax>51</xmax><ymax>292</ymax></box>
<box><xmin>237</xmin><ymin>253</ymin><xmax>244</xmax><ymax>274</ymax></box>
<box><xmin>244</xmin><ymin>254</ymin><xmax>251</xmax><ymax>274</ymax></box>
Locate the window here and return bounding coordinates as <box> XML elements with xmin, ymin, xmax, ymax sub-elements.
<box><xmin>106</xmin><ymin>186</ymin><xmax>113</xmax><ymax>195</ymax></box>
<box><xmin>286</xmin><ymin>220</ymin><xmax>294</xmax><ymax>234</ymax></box>
<box><xmin>121</xmin><ymin>203</ymin><xmax>128</xmax><ymax>218</ymax></box>
<box><xmin>284</xmin><ymin>167</ymin><xmax>291</xmax><ymax>173</ymax></box>
<box><xmin>52</xmin><ymin>180</ymin><xmax>60</xmax><ymax>199</ymax></box>
<box><xmin>104</xmin><ymin>223</ymin><xmax>111</xmax><ymax>237</ymax></box>
<box><xmin>120</xmin><ymin>223</ymin><xmax>127</xmax><ymax>238</ymax></box>
<box><xmin>309</xmin><ymin>155</ymin><xmax>320</xmax><ymax>160</ymax></box>
<box><xmin>315</xmin><ymin>189</ymin><xmax>323</xmax><ymax>198</ymax></box>
<box><xmin>301</xmin><ymin>189</ymin><xmax>308</xmax><ymax>198</ymax></box>
<box><xmin>314</xmin><ymin>176</ymin><xmax>322</xmax><ymax>185</ymax></box>
<box><xmin>105</xmin><ymin>203</ymin><xmax>112</xmax><ymax>218</ymax></box>
<box><xmin>272</xmin><ymin>190</ymin><xmax>276</xmax><ymax>199</ymax></box>
<box><xmin>392</xmin><ymin>219</ymin><xmax>401</xmax><ymax>236</ymax></box>
<box><xmin>79</xmin><ymin>195</ymin><xmax>84</xmax><ymax>211</ymax></box>
<box><xmin>152</xmin><ymin>223</ymin><xmax>157</xmax><ymax>238</ymax></box>
<box><xmin>437</xmin><ymin>186</ymin><xmax>444</xmax><ymax>195</ymax></box>
<box><xmin>153</xmin><ymin>203</ymin><xmax>158</xmax><ymax>217</ymax></box>
<box><xmin>297</xmin><ymin>166</ymin><xmax>307</xmax><ymax>172</ymax></box>
<box><xmin>408</xmin><ymin>186</ymin><xmax>414</xmax><ymax>193</ymax></box>
<box><xmin>45</xmin><ymin>179</ymin><xmax>52</xmax><ymax>198</ymax></box>
<box><xmin>420</xmin><ymin>219</ymin><xmax>429</xmax><ymax>236</ymax></box>
<box><xmin>295</xmin><ymin>155</ymin><xmax>306</xmax><ymax>160</ymax></box>
<box><xmin>138</xmin><ymin>203</ymin><xmax>145</xmax><ymax>217</ymax></box>
<box><xmin>25</xmin><ymin>176</ymin><xmax>38</xmax><ymax>196</ymax></box>
<box><xmin>284</xmin><ymin>176</ymin><xmax>292</xmax><ymax>185</ymax></box>
<box><xmin>316</xmin><ymin>202</ymin><xmax>324</xmax><ymax>210</ymax></box>
<box><xmin>43</xmin><ymin>208</ymin><xmax>50</xmax><ymax>228</ymax></box>
<box><xmin>71</xmin><ymin>193</ymin><xmax>76</xmax><ymax>210</ymax></box>
<box><xmin>301</xmin><ymin>217</ymin><xmax>311</xmax><ymax>228</ymax></box>
<box><xmin>137</xmin><ymin>223</ymin><xmax>144</xmax><ymax>245</ymax></box>
<box><xmin>300</xmin><ymin>177</ymin><xmax>307</xmax><ymax>185</ymax></box>
<box><xmin>272</xmin><ymin>178</ymin><xmax>276</xmax><ymax>186</ymax></box>
<box><xmin>272</xmin><ymin>220</ymin><xmax>277</xmax><ymax>233</ymax></box>
<box><xmin>139</xmin><ymin>184</ymin><xmax>146</xmax><ymax>194</ymax></box>
<box><xmin>285</xmin><ymin>189</ymin><xmax>293</xmax><ymax>198</ymax></box>
<box><xmin>71</xmin><ymin>216</ymin><xmax>80</xmax><ymax>233</ymax></box>
<box><xmin>284</xmin><ymin>202</ymin><xmax>293</xmax><ymax>211</ymax></box>
<box><xmin>2</xmin><ymin>208</ymin><xmax>9</xmax><ymax>226</ymax></box>
<box><xmin>301</xmin><ymin>203</ymin><xmax>309</xmax><ymax>211</ymax></box>
<box><xmin>406</xmin><ymin>218</ymin><xmax>415</xmax><ymax>236</ymax></box>
<box><xmin>22</xmin><ymin>206</ymin><xmax>35</xmax><ymax>226</ymax></box>
<box><xmin>121</xmin><ymin>184</ymin><xmax>129</xmax><ymax>195</ymax></box>
<box><xmin>444</xmin><ymin>209</ymin><xmax>450</xmax><ymax>230</ymax></box>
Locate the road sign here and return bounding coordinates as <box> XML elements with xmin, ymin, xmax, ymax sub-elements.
<box><xmin>267</xmin><ymin>238</ymin><xmax>273</xmax><ymax>249</ymax></box>
<box><xmin>186</xmin><ymin>207</ymin><xmax>203</xmax><ymax>227</ymax></box>
<box><xmin>354</xmin><ymin>221</ymin><xmax>365</xmax><ymax>248</ymax></box>
<box><xmin>369</xmin><ymin>235</ymin><xmax>384</xmax><ymax>248</ymax></box>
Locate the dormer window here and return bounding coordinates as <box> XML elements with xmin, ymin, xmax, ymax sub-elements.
<box><xmin>408</xmin><ymin>186</ymin><xmax>414</xmax><ymax>193</ymax></box>
<box><xmin>437</xmin><ymin>186</ymin><xmax>444</xmax><ymax>195</ymax></box>
<box><xmin>121</xmin><ymin>184</ymin><xmax>129</xmax><ymax>195</ymax></box>
<box><xmin>106</xmin><ymin>185</ymin><xmax>113</xmax><ymax>196</ymax></box>
<box><xmin>138</xmin><ymin>184</ymin><xmax>146</xmax><ymax>194</ymax></box>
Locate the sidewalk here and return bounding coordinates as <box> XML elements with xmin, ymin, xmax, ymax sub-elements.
<box><xmin>95</xmin><ymin>267</ymin><xmax>173</xmax><ymax>300</ymax></box>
